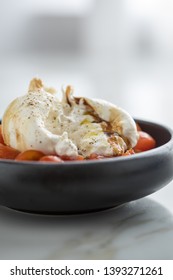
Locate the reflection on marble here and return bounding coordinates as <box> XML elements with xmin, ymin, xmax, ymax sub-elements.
<box><xmin>0</xmin><ymin>198</ymin><xmax>173</xmax><ymax>260</ymax></box>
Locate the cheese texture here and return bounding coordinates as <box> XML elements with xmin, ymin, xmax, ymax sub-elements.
<box><xmin>2</xmin><ymin>78</ymin><xmax>138</xmax><ymax>158</ymax></box>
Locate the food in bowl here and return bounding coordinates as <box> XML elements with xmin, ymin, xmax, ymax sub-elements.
<box><xmin>0</xmin><ymin>78</ymin><xmax>156</xmax><ymax>162</ymax></box>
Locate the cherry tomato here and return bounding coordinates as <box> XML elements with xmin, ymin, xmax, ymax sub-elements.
<box><xmin>75</xmin><ymin>155</ymin><xmax>85</xmax><ymax>161</ymax></box>
<box><xmin>0</xmin><ymin>143</ymin><xmax>20</xmax><ymax>159</ymax></box>
<box><xmin>39</xmin><ymin>155</ymin><xmax>64</xmax><ymax>163</ymax></box>
<box><xmin>15</xmin><ymin>150</ymin><xmax>45</xmax><ymax>161</ymax></box>
<box><xmin>0</xmin><ymin>125</ymin><xmax>5</xmax><ymax>144</ymax></box>
<box><xmin>60</xmin><ymin>155</ymin><xmax>84</xmax><ymax>161</ymax></box>
<box><xmin>134</xmin><ymin>131</ymin><xmax>156</xmax><ymax>152</ymax></box>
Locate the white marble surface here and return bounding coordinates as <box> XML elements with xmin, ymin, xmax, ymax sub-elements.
<box><xmin>0</xmin><ymin>54</ymin><xmax>173</xmax><ymax>260</ymax></box>
<box><xmin>0</xmin><ymin>196</ymin><xmax>173</xmax><ymax>260</ymax></box>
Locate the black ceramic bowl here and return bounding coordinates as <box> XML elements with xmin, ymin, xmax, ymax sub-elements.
<box><xmin>0</xmin><ymin>119</ymin><xmax>173</xmax><ymax>214</ymax></box>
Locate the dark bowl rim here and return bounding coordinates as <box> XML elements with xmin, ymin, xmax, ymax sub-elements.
<box><xmin>0</xmin><ymin>118</ymin><xmax>173</xmax><ymax>166</ymax></box>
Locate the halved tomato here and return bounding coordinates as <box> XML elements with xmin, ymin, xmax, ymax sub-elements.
<box><xmin>39</xmin><ymin>155</ymin><xmax>64</xmax><ymax>163</ymax></box>
<box><xmin>0</xmin><ymin>143</ymin><xmax>20</xmax><ymax>159</ymax></box>
<box><xmin>60</xmin><ymin>155</ymin><xmax>84</xmax><ymax>161</ymax></box>
<box><xmin>15</xmin><ymin>150</ymin><xmax>45</xmax><ymax>161</ymax></box>
<box><xmin>134</xmin><ymin>131</ymin><xmax>156</xmax><ymax>152</ymax></box>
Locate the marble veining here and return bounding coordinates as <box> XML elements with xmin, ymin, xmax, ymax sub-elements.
<box><xmin>0</xmin><ymin>196</ymin><xmax>173</xmax><ymax>260</ymax></box>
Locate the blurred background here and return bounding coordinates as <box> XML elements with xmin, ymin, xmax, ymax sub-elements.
<box><xmin>0</xmin><ymin>0</ymin><xmax>173</xmax><ymax>125</ymax></box>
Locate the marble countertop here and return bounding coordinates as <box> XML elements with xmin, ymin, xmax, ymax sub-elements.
<box><xmin>1</xmin><ymin>189</ymin><xmax>173</xmax><ymax>260</ymax></box>
<box><xmin>1</xmin><ymin>54</ymin><xmax>173</xmax><ymax>260</ymax></box>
